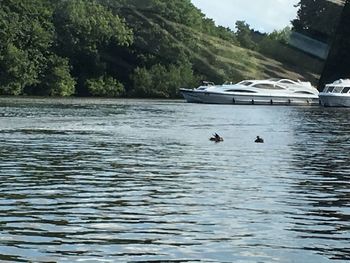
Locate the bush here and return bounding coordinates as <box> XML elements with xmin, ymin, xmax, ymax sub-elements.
<box><xmin>40</xmin><ymin>55</ymin><xmax>76</xmax><ymax>96</ymax></box>
<box><xmin>86</xmin><ymin>76</ymin><xmax>125</xmax><ymax>97</ymax></box>
<box><xmin>130</xmin><ymin>62</ymin><xmax>197</xmax><ymax>98</ymax></box>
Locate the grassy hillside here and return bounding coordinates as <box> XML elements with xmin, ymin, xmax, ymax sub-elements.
<box><xmin>155</xmin><ymin>14</ymin><xmax>323</xmax><ymax>86</ymax></box>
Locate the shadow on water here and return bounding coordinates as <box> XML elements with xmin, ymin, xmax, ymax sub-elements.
<box><xmin>284</xmin><ymin>108</ymin><xmax>350</xmax><ymax>260</ymax></box>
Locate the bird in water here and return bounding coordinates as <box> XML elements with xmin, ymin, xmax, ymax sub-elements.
<box><xmin>210</xmin><ymin>133</ymin><xmax>223</xmax><ymax>142</ymax></box>
<box><xmin>255</xmin><ymin>136</ymin><xmax>264</xmax><ymax>143</ymax></box>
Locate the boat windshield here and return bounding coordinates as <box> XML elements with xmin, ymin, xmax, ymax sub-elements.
<box><xmin>252</xmin><ymin>83</ymin><xmax>285</xmax><ymax>90</ymax></box>
<box><xmin>202</xmin><ymin>81</ymin><xmax>215</xmax><ymax>86</ymax></box>
<box><xmin>341</xmin><ymin>87</ymin><xmax>350</xmax><ymax>93</ymax></box>
<box><xmin>325</xmin><ymin>86</ymin><xmax>335</xmax><ymax>93</ymax></box>
<box><xmin>333</xmin><ymin>87</ymin><xmax>343</xmax><ymax>93</ymax></box>
<box><xmin>239</xmin><ymin>81</ymin><xmax>253</xmax><ymax>86</ymax></box>
<box><xmin>277</xmin><ymin>79</ymin><xmax>297</xmax><ymax>84</ymax></box>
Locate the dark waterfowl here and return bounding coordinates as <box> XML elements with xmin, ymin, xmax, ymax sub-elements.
<box><xmin>210</xmin><ymin>133</ymin><xmax>223</xmax><ymax>142</ymax></box>
<box><xmin>255</xmin><ymin>136</ymin><xmax>264</xmax><ymax>143</ymax></box>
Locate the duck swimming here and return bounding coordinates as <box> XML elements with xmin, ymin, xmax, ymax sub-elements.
<box><xmin>255</xmin><ymin>136</ymin><xmax>264</xmax><ymax>143</ymax></box>
<box><xmin>210</xmin><ymin>133</ymin><xmax>224</xmax><ymax>142</ymax></box>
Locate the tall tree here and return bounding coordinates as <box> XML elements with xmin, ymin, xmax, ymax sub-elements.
<box><xmin>0</xmin><ymin>0</ymin><xmax>54</xmax><ymax>95</ymax></box>
<box><xmin>319</xmin><ymin>0</ymin><xmax>350</xmax><ymax>88</ymax></box>
<box><xmin>51</xmin><ymin>0</ymin><xmax>133</xmax><ymax>95</ymax></box>
<box><xmin>235</xmin><ymin>21</ymin><xmax>256</xmax><ymax>50</ymax></box>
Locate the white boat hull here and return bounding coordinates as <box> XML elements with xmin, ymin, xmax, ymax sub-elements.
<box><xmin>319</xmin><ymin>93</ymin><xmax>350</xmax><ymax>107</ymax></box>
<box><xmin>181</xmin><ymin>89</ymin><xmax>319</xmax><ymax>106</ymax></box>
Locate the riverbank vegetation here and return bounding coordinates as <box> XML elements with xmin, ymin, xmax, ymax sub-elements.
<box><xmin>0</xmin><ymin>0</ymin><xmax>338</xmax><ymax>98</ymax></box>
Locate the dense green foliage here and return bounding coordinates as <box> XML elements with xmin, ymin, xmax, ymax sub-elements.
<box><xmin>131</xmin><ymin>62</ymin><xmax>197</xmax><ymax>98</ymax></box>
<box><xmin>0</xmin><ymin>0</ymin><xmax>330</xmax><ymax>98</ymax></box>
<box><xmin>0</xmin><ymin>0</ymin><xmax>133</xmax><ymax>97</ymax></box>
<box><xmin>0</xmin><ymin>0</ymin><xmax>54</xmax><ymax>95</ymax></box>
<box><xmin>235</xmin><ymin>21</ymin><xmax>257</xmax><ymax>50</ymax></box>
<box><xmin>86</xmin><ymin>75</ymin><xmax>125</xmax><ymax>97</ymax></box>
<box><xmin>39</xmin><ymin>55</ymin><xmax>76</xmax><ymax>96</ymax></box>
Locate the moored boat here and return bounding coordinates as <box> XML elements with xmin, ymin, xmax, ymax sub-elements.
<box><xmin>180</xmin><ymin>78</ymin><xmax>319</xmax><ymax>106</ymax></box>
<box><xmin>319</xmin><ymin>79</ymin><xmax>350</xmax><ymax>107</ymax></box>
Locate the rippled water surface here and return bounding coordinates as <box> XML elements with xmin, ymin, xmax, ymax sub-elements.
<box><xmin>0</xmin><ymin>97</ymin><xmax>349</xmax><ymax>263</ymax></box>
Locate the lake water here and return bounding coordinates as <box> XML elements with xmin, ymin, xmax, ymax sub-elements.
<box><xmin>0</xmin><ymin>97</ymin><xmax>349</xmax><ymax>263</ymax></box>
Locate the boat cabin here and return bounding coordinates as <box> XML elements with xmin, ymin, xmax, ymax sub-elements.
<box><xmin>323</xmin><ymin>79</ymin><xmax>350</xmax><ymax>94</ymax></box>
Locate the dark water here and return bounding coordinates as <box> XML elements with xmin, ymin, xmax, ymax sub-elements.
<box><xmin>0</xmin><ymin>97</ymin><xmax>349</xmax><ymax>263</ymax></box>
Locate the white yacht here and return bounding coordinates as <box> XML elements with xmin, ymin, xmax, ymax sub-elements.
<box><xmin>180</xmin><ymin>78</ymin><xmax>319</xmax><ymax>105</ymax></box>
<box><xmin>319</xmin><ymin>79</ymin><xmax>350</xmax><ymax>107</ymax></box>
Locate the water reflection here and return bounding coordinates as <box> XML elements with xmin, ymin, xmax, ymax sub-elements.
<box><xmin>0</xmin><ymin>98</ymin><xmax>349</xmax><ymax>262</ymax></box>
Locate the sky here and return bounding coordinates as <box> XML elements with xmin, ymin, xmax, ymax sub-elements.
<box><xmin>191</xmin><ymin>0</ymin><xmax>300</xmax><ymax>33</ymax></box>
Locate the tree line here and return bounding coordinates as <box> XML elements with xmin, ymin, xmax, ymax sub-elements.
<box><xmin>0</xmin><ymin>0</ymin><xmax>343</xmax><ymax>98</ymax></box>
